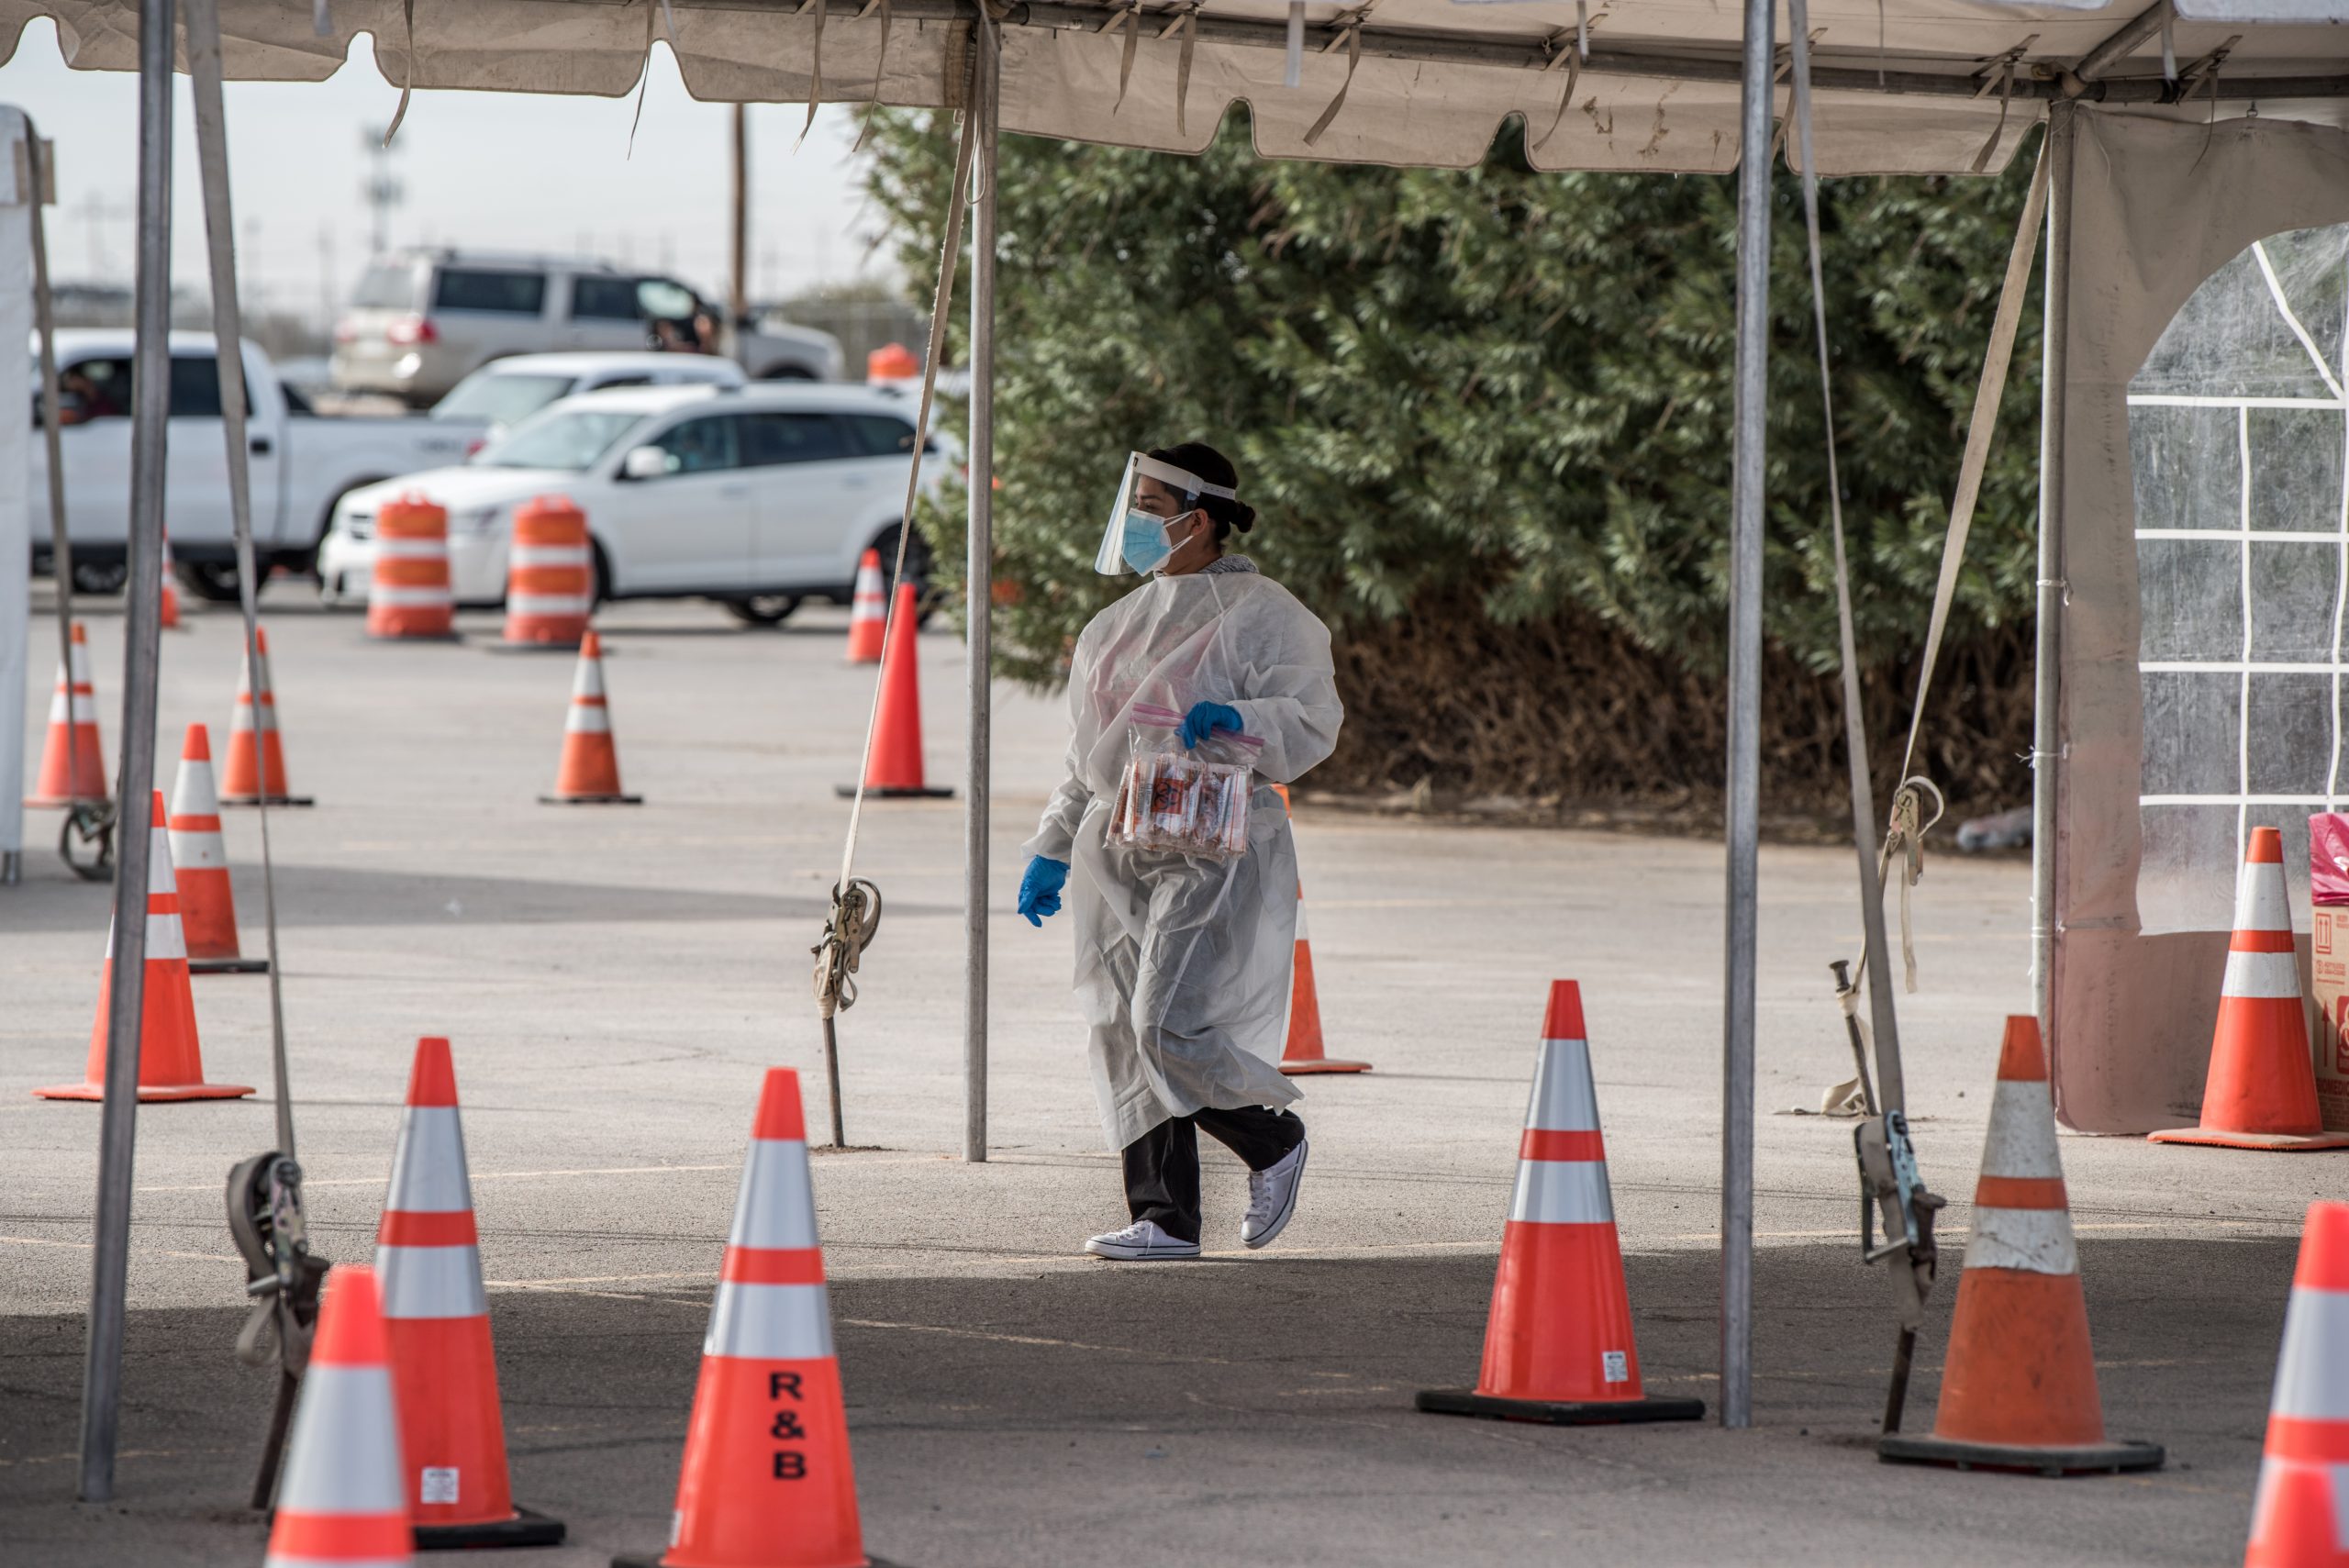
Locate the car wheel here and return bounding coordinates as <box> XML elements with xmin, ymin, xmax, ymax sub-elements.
<box><xmin>723</xmin><ymin>595</ymin><xmax>800</xmax><ymax>627</ymax></box>
<box><xmin>869</xmin><ymin>523</ymin><xmax>933</xmax><ymax>606</ymax></box>
<box><xmin>175</xmin><ymin>560</ymin><xmax>245</xmax><ymax>603</ymax></box>
<box><xmin>72</xmin><ymin>559</ymin><xmax>128</xmax><ymax>595</ymax></box>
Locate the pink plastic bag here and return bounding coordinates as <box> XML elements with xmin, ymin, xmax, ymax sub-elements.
<box><xmin>2312</xmin><ymin>813</ymin><xmax>2349</xmax><ymax>906</ymax></box>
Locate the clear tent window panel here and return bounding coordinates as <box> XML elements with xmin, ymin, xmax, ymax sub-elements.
<box><xmin>2130</xmin><ymin>226</ymin><xmax>2349</xmax><ymax>934</ymax></box>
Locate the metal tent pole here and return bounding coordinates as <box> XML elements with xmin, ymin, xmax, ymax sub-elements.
<box><xmin>963</xmin><ymin>19</ymin><xmax>1000</xmax><ymax>1164</ymax></box>
<box><xmin>78</xmin><ymin>0</ymin><xmax>173</xmax><ymax>1501</ymax></box>
<box><xmin>1720</xmin><ymin>0</ymin><xmax>1773</xmax><ymax>1433</ymax></box>
<box><xmin>2032</xmin><ymin>103</ymin><xmax>2076</xmax><ymax>1034</ymax></box>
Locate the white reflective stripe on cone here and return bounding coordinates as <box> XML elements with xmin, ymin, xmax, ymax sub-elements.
<box><xmin>508</xmin><ymin>594</ymin><xmax>593</xmax><ymax>617</ymax></box>
<box><xmin>2273</xmin><ymin>1288</ymin><xmax>2349</xmax><ymax>1420</ymax></box>
<box><xmin>376</xmin><ymin>1243</ymin><xmax>490</xmax><ymax>1319</ymax></box>
<box><xmin>143</xmin><ymin>913</ymin><xmax>187</xmax><ymax>962</ymax></box>
<box><xmin>171</xmin><ymin>830</ymin><xmax>228</xmax><ymax>871</ymax></box>
<box><xmin>2238</xmin><ymin>859</ymin><xmax>2294</xmax><ymax>934</ymax></box>
<box><xmin>1965</xmin><ymin>1206</ymin><xmax>2079</xmax><ymax>1275</ymax></box>
<box><xmin>385</xmin><ymin>1106</ymin><xmax>474</xmax><ymax>1212</ymax></box>
<box><xmin>143</xmin><ymin>824</ymin><xmax>176</xmax><ymax>894</ymax></box>
<box><xmin>1508</xmin><ymin>1157</ymin><xmax>1615</xmax><ymax>1226</ymax></box>
<box><xmin>510</xmin><ymin>546</ymin><xmax>591</xmax><ymax>568</ymax></box>
<box><xmin>729</xmin><ymin>1140</ymin><xmax>820</xmax><ymax>1250</ymax></box>
<box><xmin>1294</xmin><ymin>903</ymin><xmax>1310</xmax><ymax>941</ymax></box>
<box><xmin>1979</xmin><ymin>1080</ymin><xmax>2064</xmax><ymax>1179</ymax></box>
<box><xmin>704</xmin><ymin>1280</ymin><xmax>836</xmax><ymax>1360</ymax></box>
<box><xmin>2224</xmin><ymin>950</ymin><xmax>2305</xmax><ymax>1000</ymax></box>
<box><xmin>174</xmin><ymin>759</ymin><xmax>223</xmax><ymax>817</ymax></box>
<box><xmin>564</xmin><ymin>705</ymin><xmax>611</xmax><ymax>735</ymax></box>
<box><xmin>50</xmin><ymin>688</ymin><xmax>97</xmax><ymax>722</ymax></box>
<box><xmin>1522</xmin><ymin>1037</ymin><xmax>1600</xmax><ymax>1132</ymax></box>
<box><xmin>370</xmin><ymin>585</ymin><xmax>454</xmax><ymax>607</ymax></box>
<box><xmin>374</xmin><ymin>538</ymin><xmax>451</xmax><ymax>561</ymax></box>
<box><xmin>274</xmin><ymin>1363</ymin><xmax>406</xmax><ymax>1513</ymax></box>
<box><xmin>571</xmin><ymin>660</ymin><xmax>607</xmax><ymax>701</ymax></box>
<box><xmin>69</xmin><ymin>644</ymin><xmax>93</xmax><ymax>681</ymax></box>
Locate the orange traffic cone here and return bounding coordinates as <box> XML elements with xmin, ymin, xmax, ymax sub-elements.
<box><xmin>1271</xmin><ymin>787</ymin><xmax>1369</xmax><ymax>1075</ymax></box>
<box><xmin>2154</xmin><ymin>826</ymin><xmax>2349</xmax><ymax>1151</ymax></box>
<box><xmin>369</xmin><ymin>493</ymin><xmax>458</xmax><ymax>640</ymax></box>
<box><xmin>1419</xmin><ymin>982</ymin><xmax>1703</xmax><ymax>1425</ymax></box>
<box><xmin>540</xmin><ymin>631</ymin><xmax>641</xmax><ymax>806</ymax></box>
<box><xmin>35</xmin><ymin>792</ymin><xmax>254</xmax><ymax>1102</ymax></box>
<box><xmin>834</xmin><ymin>582</ymin><xmax>951</xmax><ymax>800</ymax></box>
<box><xmin>1881</xmin><ymin>1016</ymin><xmax>2163</xmax><ymax>1473</ymax></box>
<box><xmin>377</xmin><ymin>1037</ymin><xmax>565</xmax><ymax>1549</ymax></box>
<box><xmin>501</xmin><ymin>495</ymin><xmax>592</xmax><ymax>649</ymax></box>
<box><xmin>28</xmin><ymin>621</ymin><xmax>109</xmax><ymax>807</ymax></box>
<box><xmin>222</xmin><ymin>627</ymin><xmax>315</xmax><ymax>807</ymax></box>
<box><xmin>844</xmin><ymin>550</ymin><xmax>886</xmax><ymax>664</ymax></box>
<box><xmin>160</xmin><ymin>532</ymin><xmax>181</xmax><ymax>629</ymax></box>
<box><xmin>170</xmin><ymin>723</ymin><xmax>266</xmax><ymax>976</ymax></box>
<box><xmin>263</xmin><ymin>1264</ymin><xmax>415</xmax><ymax>1568</ymax></box>
<box><xmin>614</xmin><ymin>1069</ymin><xmax>892</xmax><ymax>1568</ymax></box>
<box><xmin>2247</xmin><ymin>1202</ymin><xmax>2349</xmax><ymax>1566</ymax></box>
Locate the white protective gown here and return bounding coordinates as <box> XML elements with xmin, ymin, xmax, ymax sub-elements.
<box><xmin>1021</xmin><ymin>566</ymin><xmax>1344</xmax><ymax>1151</ymax></box>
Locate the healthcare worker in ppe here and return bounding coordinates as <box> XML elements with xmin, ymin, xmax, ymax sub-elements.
<box><xmin>1018</xmin><ymin>443</ymin><xmax>1344</xmax><ymax>1262</ymax></box>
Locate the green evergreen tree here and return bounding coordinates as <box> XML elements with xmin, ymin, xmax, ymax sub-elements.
<box><xmin>866</xmin><ymin>108</ymin><xmax>2043</xmax><ymax>810</ymax></box>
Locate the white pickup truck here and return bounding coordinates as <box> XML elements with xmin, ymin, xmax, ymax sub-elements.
<box><xmin>30</xmin><ymin>330</ymin><xmax>483</xmax><ymax>599</ymax></box>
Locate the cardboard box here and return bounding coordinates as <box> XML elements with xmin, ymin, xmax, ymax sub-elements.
<box><xmin>2308</xmin><ymin>813</ymin><xmax>2349</xmax><ymax>1130</ymax></box>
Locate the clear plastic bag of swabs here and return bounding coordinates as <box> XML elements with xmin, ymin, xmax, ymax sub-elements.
<box><xmin>1110</xmin><ymin>703</ymin><xmax>1263</xmax><ymax>862</ymax></box>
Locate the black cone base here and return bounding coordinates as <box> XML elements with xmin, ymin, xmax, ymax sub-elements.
<box><xmin>833</xmin><ymin>784</ymin><xmax>954</xmax><ymax>799</ymax></box>
<box><xmin>189</xmin><ymin>956</ymin><xmax>270</xmax><ymax>975</ymax></box>
<box><xmin>414</xmin><ymin>1506</ymin><xmax>566</xmax><ymax>1550</ymax></box>
<box><xmin>615</xmin><ymin>1555</ymin><xmax>904</xmax><ymax>1567</ymax></box>
<box><xmin>1417</xmin><ymin>1388</ymin><xmax>1707</xmax><ymax>1426</ymax></box>
<box><xmin>1877</xmin><ymin>1434</ymin><xmax>2165</xmax><ymax>1476</ymax></box>
<box><xmin>538</xmin><ymin>794</ymin><xmax>644</xmax><ymax>806</ymax></box>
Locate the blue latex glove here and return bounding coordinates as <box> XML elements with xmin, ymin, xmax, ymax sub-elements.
<box><xmin>1018</xmin><ymin>856</ymin><xmax>1069</xmax><ymax>927</ymax></box>
<box><xmin>1179</xmin><ymin>701</ymin><xmax>1243</xmax><ymax>751</ymax></box>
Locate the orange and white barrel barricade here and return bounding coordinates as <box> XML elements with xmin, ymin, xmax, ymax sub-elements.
<box><xmin>843</xmin><ymin>550</ymin><xmax>886</xmax><ymax>664</ymax></box>
<box><xmin>540</xmin><ymin>631</ymin><xmax>641</xmax><ymax>805</ymax></box>
<box><xmin>613</xmin><ymin>1069</ymin><xmax>890</xmax><ymax>1568</ymax></box>
<box><xmin>170</xmin><ymin>723</ymin><xmax>266</xmax><ymax>975</ymax></box>
<box><xmin>2154</xmin><ymin>826</ymin><xmax>2349</xmax><ymax>1151</ymax></box>
<box><xmin>368</xmin><ymin>493</ymin><xmax>458</xmax><ymax>640</ymax></box>
<box><xmin>35</xmin><ymin>792</ymin><xmax>253</xmax><ymax>1103</ymax></box>
<box><xmin>501</xmin><ymin>496</ymin><xmax>592</xmax><ymax>649</ymax></box>
<box><xmin>2248</xmin><ymin>1201</ymin><xmax>2349</xmax><ymax>1565</ymax></box>
<box><xmin>1881</xmin><ymin>1016</ymin><xmax>2163</xmax><ymax>1474</ymax></box>
<box><xmin>262</xmin><ymin>1265</ymin><xmax>415</xmax><ymax>1568</ymax></box>
<box><xmin>1419</xmin><ymin>982</ymin><xmax>1702</xmax><ymax>1425</ymax></box>
<box><xmin>222</xmin><ymin>627</ymin><xmax>315</xmax><ymax>807</ymax></box>
<box><xmin>376</xmin><ymin>1037</ymin><xmax>565</xmax><ymax>1549</ymax></box>
<box><xmin>28</xmin><ymin>620</ymin><xmax>110</xmax><ymax>808</ymax></box>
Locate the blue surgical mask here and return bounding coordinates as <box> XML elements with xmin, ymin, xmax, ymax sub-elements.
<box><xmin>1120</xmin><ymin>509</ymin><xmax>1179</xmax><ymax>574</ymax></box>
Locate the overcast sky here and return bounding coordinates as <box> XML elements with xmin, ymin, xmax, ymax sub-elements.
<box><xmin>0</xmin><ymin>19</ymin><xmax>887</xmax><ymax>324</ymax></box>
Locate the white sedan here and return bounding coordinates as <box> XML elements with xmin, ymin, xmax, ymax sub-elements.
<box><xmin>318</xmin><ymin>383</ymin><xmax>947</xmax><ymax>625</ymax></box>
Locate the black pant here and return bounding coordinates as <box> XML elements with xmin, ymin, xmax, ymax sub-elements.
<box><xmin>1123</xmin><ymin>1106</ymin><xmax>1306</xmax><ymax>1244</ymax></box>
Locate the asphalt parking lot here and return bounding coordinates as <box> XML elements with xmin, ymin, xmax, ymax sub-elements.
<box><xmin>0</xmin><ymin>590</ymin><xmax>2325</xmax><ymax>1565</ymax></box>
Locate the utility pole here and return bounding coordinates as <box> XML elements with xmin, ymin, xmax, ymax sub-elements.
<box><xmin>729</xmin><ymin>103</ymin><xmax>750</xmax><ymax>352</ymax></box>
<box><xmin>317</xmin><ymin>223</ymin><xmax>336</xmax><ymax>332</ymax></box>
<box><xmin>359</xmin><ymin>127</ymin><xmax>402</xmax><ymax>259</ymax></box>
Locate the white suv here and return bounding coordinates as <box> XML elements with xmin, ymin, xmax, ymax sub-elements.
<box><xmin>317</xmin><ymin>384</ymin><xmax>945</xmax><ymax>626</ymax></box>
<box><xmin>331</xmin><ymin>250</ymin><xmax>843</xmax><ymax>404</ymax></box>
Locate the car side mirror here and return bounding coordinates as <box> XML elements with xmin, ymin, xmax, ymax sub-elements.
<box><xmin>621</xmin><ymin>445</ymin><xmax>670</xmax><ymax>481</ymax></box>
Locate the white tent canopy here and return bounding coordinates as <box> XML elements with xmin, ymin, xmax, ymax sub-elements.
<box><xmin>19</xmin><ymin>0</ymin><xmax>2349</xmax><ymax>1502</ymax></box>
<box><xmin>8</xmin><ymin>0</ymin><xmax>2349</xmax><ymax>173</ymax></box>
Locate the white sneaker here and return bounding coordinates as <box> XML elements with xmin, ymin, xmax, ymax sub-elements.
<box><xmin>1084</xmin><ymin>1219</ymin><xmax>1201</xmax><ymax>1261</ymax></box>
<box><xmin>1241</xmin><ymin>1140</ymin><xmax>1308</xmax><ymax>1250</ymax></box>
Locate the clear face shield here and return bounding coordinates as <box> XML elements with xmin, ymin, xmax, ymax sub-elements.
<box><xmin>1095</xmin><ymin>452</ymin><xmax>1239</xmax><ymax>576</ymax></box>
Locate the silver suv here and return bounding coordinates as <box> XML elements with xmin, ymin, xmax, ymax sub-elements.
<box><xmin>330</xmin><ymin>250</ymin><xmax>843</xmax><ymax>404</ymax></box>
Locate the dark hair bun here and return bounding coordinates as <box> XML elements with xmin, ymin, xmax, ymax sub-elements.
<box><xmin>1229</xmin><ymin>502</ymin><xmax>1256</xmax><ymax>534</ymax></box>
